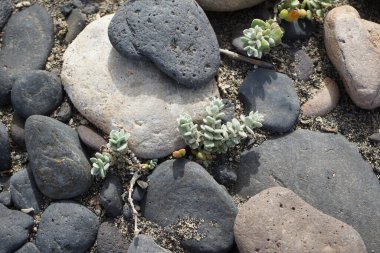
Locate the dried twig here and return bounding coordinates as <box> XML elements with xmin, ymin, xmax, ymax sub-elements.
<box><xmin>219</xmin><ymin>49</ymin><xmax>274</xmax><ymax>69</ymax></box>
<box><xmin>128</xmin><ymin>171</ymin><xmax>141</xmax><ymax>237</ymax></box>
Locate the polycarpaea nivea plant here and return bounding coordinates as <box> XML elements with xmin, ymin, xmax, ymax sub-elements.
<box><xmin>90</xmin><ymin>152</ymin><xmax>112</xmax><ymax>179</ymax></box>
<box><xmin>177</xmin><ymin>98</ymin><xmax>264</xmax><ymax>156</ymax></box>
<box><xmin>241</xmin><ymin>19</ymin><xmax>284</xmax><ymax>59</ymax></box>
<box><xmin>107</xmin><ymin>129</ymin><xmax>130</xmax><ymax>154</ymax></box>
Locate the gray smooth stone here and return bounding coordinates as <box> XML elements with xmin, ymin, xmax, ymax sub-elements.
<box><xmin>142</xmin><ymin>159</ymin><xmax>237</xmax><ymax>253</ymax></box>
<box><xmin>25</xmin><ymin>115</ymin><xmax>92</xmax><ymax>199</ymax></box>
<box><xmin>11</xmin><ymin>71</ymin><xmax>63</xmax><ymax>120</ymax></box>
<box><xmin>97</xmin><ymin>221</ymin><xmax>129</xmax><ymax>253</ymax></box>
<box><xmin>0</xmin><ymin>5</ymin><xmax>54</xmax><ymax>73</ymax></box>
<box><xmin>239</xmin><ymin>68</ymin><xmax>300</xmax><ymax>133</ymax></box>
<box><xmin>35</xmin><ymin>201</ymin><xmax>99</xmax><ymax>253</ymax></box>
<box><xmin>108</xmin><ymin>0</ymin><xmax>220</xmax><ymax>88</ymax></box>
<box><xmin>15</xmin><ymin>243</ymin><xmax>40</xmax><ymax>253</ymax></box>
<box><xmin>100</xmin><ymin>175</ymin><xmax>123</xmax><ymax>218</ymax></box>
<box><xmin>0</xmin><ymin>204</ymin><xmax>34</xmax><ymax>253</ymax></box>
<box><xmin>0</xmin><ymin>122</ymin><xmax>11</xmax><ymax>172</ymax></box>
<box><xmin>235</xmin><ymin>129</ymin><xmax>380</xmax><ymax>252</ymax></box>
<box><xmin>10</xmin><ymin>167</ymin><xmax>44</xmax><ymax>212</ymax></box>
<box><xmin>0</xmin><ymin>0</ymin><xmax>12</xmax><ymax>31</ymax></box>
<box><xmin>128</xmin><ymin>235</ymin><xmax>171</xmax><ymax>253</ymax></box>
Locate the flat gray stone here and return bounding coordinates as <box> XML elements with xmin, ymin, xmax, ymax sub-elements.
<box><xmin>10</xmin><ymin>167</ymin><xmax>44</xmax><ymax>212</ymax></box>
<box><xmin>0</xmin><ymin>5</ymin><xmax>54</xmax><ymax>73</ymax></box>
<box><xmin>61</xmin><ymin>15</ymin><xmax>219</xmax><ymax>159</ymax></box>
<box><xmin>142</xmin><ymin>159</ymin><xmax>237</xmax><ymax>253</ymax></box>
<box><xmin>35</xmin><ymin>201</ymin><xmax>99</xmax><ymax>253</ymax></box>
<box><xmin>99</xmin><ymin>175</ymin><xmax>123</xmax><ymax>218</ymax></box>
<box><xmin>239</xmin><ymin>68</ymin><xmax>300</xmax><ymax>133</ymax></box>
<box><xmin>25</xmin><ymin>115</ymin><xmax>92</xmax><ymax>199</ymax></box>
<box><xmin>0</xmin><ymin>204</ymin><xmax>34</xmax><ymax>253</ymax></box>
<box><xmin>128</xmin><ymin>235</ymin><xmax>171</xmax><ymax>253</ymax></box>
<box><xmin>235</xmin><ymin>129</ymin><xmax>380</xmax><ymax>252</ymax></box>
<box><xmin>65</xmin><ymin>9</ymin><xmax>86</xmax><ymax>43</ymax></box>
<box><xmin>108</xmin><ymin>0</ymin><xmax>220</xmax><ymax>88</ymax></box>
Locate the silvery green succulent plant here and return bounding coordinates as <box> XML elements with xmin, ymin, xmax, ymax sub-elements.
<box><xmin>107</xmin><ymin>129</ymin><xmax>130</xmax><ymax>153</ymax></box>
<box><xmin>177</xmin><ymin>98</ymin><xmax>264</xmax><ymax>155</ymax></box>
<box><xmin>90</xmin><ymin>152</ymin><xmax>112</xmax><ymax>179</ymax></box>
<box><xmin>177</xmin><ymin>114</ymin><xmax>201</xmax><ymax>150</ymax></box>
<box><xmin>241</xmin><ymin>19</ymin><xmax>284</xmax><ymax>59</ymax></box>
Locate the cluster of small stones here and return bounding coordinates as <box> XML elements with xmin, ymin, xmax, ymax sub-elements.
<box><xmin>0</xmin><ymin>0</ymin><xmax>380</xmax><ymax>253</ymax></box>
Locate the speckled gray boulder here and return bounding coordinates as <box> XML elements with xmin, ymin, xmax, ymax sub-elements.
<box><xmin>108</xmin><ymin>0</ymin><xmax>220</xmax><ymax>88</ymax></box>
<box><xmin>25</xmin><ymin>115</ymin><xmax>92</xmax><ymax>199</ymax></box>
<box><xmin>0</xmin><ymin>122</ymin><xmax>11</xmax><ymax>172</ymax></box>
<box><xmin>0</xmin><ymin>5</ymin><xmax>54</xmax><ymax>73</ymax></box>
<box><xmin>11</xmin><ymin>71</ymin><xmax>63</xmax><ymax>120</ymax></box>
<box><xmin>0</xmin><ymin>204</ymin><xmax>34</xmax><ymax>253</ymax></box>
<box><xmin>128</xmin><ymin>235</ymin><xmax>171</xmax><ymax>253</ymax></box>
<box><xmin>97</xmin><ymin>221</ymin><xmax>129</xmax><ymax>253</ymax></box>
<box><xmin>236</xmin><ymin>129</ymin><xmax>380</xmax><ymax>252</ymax></box>
<box><xmin>15</xmin><ymin>243</ymin><xmax>40</xmax><ymax>253</ymax></box>
<box><xmin>142</xmin><ymin>159</ymin><xmax>237</xmax><ymax>253</ymax></box>
<box><xmin>0</xmin><ymin>0</ymin><xmax>12</xmax><ymax>31</ymax></box>
<box><xmin>239</xmin><ymin>68</ymin><xmax>300</xmax><ymax>133</ymax></box>
<box><xmin>35</xmin><ymin>202</ymin><xmax>99</xmax><ymax>253</ymax></box>
<box><xmin>100</xmin><ymin>175</ymin><xmax>123</xmax><ymax>217</ymax></box>
<box><xmin>10</xmin><ymin>167</ymin><xmax>43</xmax><ymax>212</ymax></box>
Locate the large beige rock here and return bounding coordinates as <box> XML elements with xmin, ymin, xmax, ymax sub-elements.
<box><xmin>195</xmin><ymin>0</ymin><xmax>266</xmax><ymax>12</ymax></box>
<box><xmin>61</xmin><ymin>15</ymin><xmax>219</xmax><ymax>159</ymax></box>
<box><xmin>234</xmin><ymin>187</ymin><xmax>367</xmax><ymax>253</ymax></box>
<box><xmin>324</xmin><ymin>5</ymin><xmax>380</xmax><ymax>109</ymax></box>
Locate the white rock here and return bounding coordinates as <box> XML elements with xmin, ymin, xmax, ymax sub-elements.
<box><xmin>61</xmin><ymin>15</ymin><xmax>219</xmax><ymax>159</ymax></box>
<box><xmin>196</xmin><ymin>0</ymin><xmax>266</xmax><ymax>12</ymax></box>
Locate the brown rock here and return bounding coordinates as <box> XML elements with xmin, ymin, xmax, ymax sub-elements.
<box><xmin>77</xmin><ymin>125</ymin><xmax>107</xmax><ymax>151</ymax></box>
<box><xmin>234</xmin><ymin>187</ymin><xmax>367</xmax><ymax>253</ymax></box>
<box><xmin>301</xmin><ymin>77</ymin><xmax>340</xmax><ymax>117</ymax></box>
<box><xmin>324</xmin><ymin>5</ymin><xmax>380</xmax><ymax>109</ymax></box>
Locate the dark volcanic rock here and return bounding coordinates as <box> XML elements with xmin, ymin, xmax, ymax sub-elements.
<box><xmin>36</xmin><ymin>202</ymin><xmax>99</xmax><ymax>253</ymax></box>
<box><xmin>0</xmin><ymin>122</ymin><xmax>11</xmax><ymax>172</ymax></box>
<box><xmin>142</xmin><ymin>159</ymin><xmax>237</xmax><ymax>253</ymax></box>
<box><xmin>0</xmin><ymin>0</ymin><xmax>12</xmax><ymax>31</ymax></box>
<box><xmin>65</xmin><ymin>9</ymin><xmax>86</xmax><ymax>43</ymax></box>
<box><xmin>15</xmin><ymin>243</ymin><xmax>40</xmax><ymax>253</ymax></box>
<box><xmin>10</xmin><ymin>167</ymin><xmax>44</xmax><ymax>212</ymax></box>
<box><xmin>281</xmin><ymin>19</ymin><xmax>317</xmax><ymax>40</ymax></box>
<box><xmin>77</xmin><ymin>125</ymin><xmax>107</xmax><ymax>151</ymax></box>
<box><xmin>11</xmin><ymin>71</ymin><xmax>63</xmax><ymax>120</ymax></box>
<box><xmin>212</xmin><ymin>164</ymin><xmax>237</xmax><ymax>186</ymax></box>
<box><xmin>239</xmin><ymin>68</ymin><xmax>300</xmax><ymax>133</ymax></box>
<box><xmin>0</xmin><ymin>191</ymin><xmax>11</xmax><ymax>207</ymax></box>
<box><xmin>0</xmin><ymin>69</ymin><xmax>13</xmax><ymax>106</ymax></box>
<box><xmin>25</xmin><ymin>115</ymin><xmax>92</xmax><ymax>199</ymax></box>
<box><xmin>99</xmin><ymin>175</ymin><xmax>123</xmax><ymax>217</ymax></box>
<box><xmin>128</xmin><ymin>235</ymin><xmax>171</xmax><ymax>253</ymax></box>
<box><xmin>0</xmin><ymin>204</ymin><xmax>34</xmax><ymax>253</ymax></box>
<box><xmin>108</xmin><ymin>0</ymin><xmax>220</xmax><ymax>88</ymax></box>
<box><xmin>0</xmin><ymin>5</ymin><xmax>54</xmax><ymax>73</ymax></box>
<box><xmin>97</xmin><ymin>221</ymin><xmax>129</xmax><ymax>253</ymax></box>
<box><xmin>235</xmin><ymin>129</ymin><xmax>380</xmax><ymax>252</ymax></box>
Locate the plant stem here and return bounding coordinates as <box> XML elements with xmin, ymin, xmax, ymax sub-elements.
<box><xmin>219</xmin><ymin>49</ymin><xmax>274</xmax><ymax>69</ymax></box>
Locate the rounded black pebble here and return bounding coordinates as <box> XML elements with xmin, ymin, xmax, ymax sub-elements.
<box><xmin>11</xmin><ymin>70</ymin><xmax>63</xmax><ymax>120</ymax></box>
